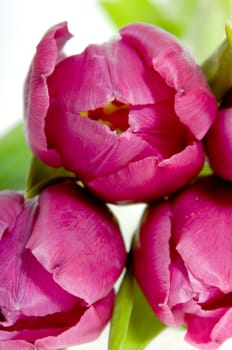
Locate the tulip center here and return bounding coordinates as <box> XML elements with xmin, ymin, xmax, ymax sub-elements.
<box><xmin>80</xmin><ymin>100</ymin><xmax>130</xmax><ymax>133</ymax></box>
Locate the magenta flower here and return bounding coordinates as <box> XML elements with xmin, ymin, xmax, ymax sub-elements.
<box><xmin>133</xmin><ymin>175</ymin><xmax>232</xmax><ymax>349</ymax></box>
<box><xmin>24</xmin><ymin>22</ymin><xmax>217</xmax><ymax>203</ymax></box>
<box><xmin>0</xmin><ymin>181</ymin><xmax>126</xmax><ymax>349</ymax></box>
<box><xmin>205</xmin><ymin>89</ymin><xmax>232</xmax><ymax>181</ymax></box>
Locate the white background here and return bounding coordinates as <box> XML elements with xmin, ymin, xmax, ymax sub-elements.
<box><xmin>0</xmin><ymin>1</ymin><xmax>232</xmax><ymax>349</ymax></box>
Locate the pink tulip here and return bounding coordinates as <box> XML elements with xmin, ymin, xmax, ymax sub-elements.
<box><xmin>0</xmin><ymin>181</ymin><xmax>126</xmax><ymax>349</ymax></box>
<box><xmin>24</xmin><ymin>22</ymin><xmax>217</xmax><ymax>203</ymax></box>
<box><xmin>133</xmin><ymin>175</ymin><xmax>232</xmax><ymax>349</ymax></box>
<box><xmin>205</xmin><ymin>89</ymin><xmax>232</xmax><ymax>181</ymax></box>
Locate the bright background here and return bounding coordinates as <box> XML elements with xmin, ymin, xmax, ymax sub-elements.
<box><xmin>1</xmin><ymin>0</ymin><xmax>232</xmax><ymax>349</ymax></box>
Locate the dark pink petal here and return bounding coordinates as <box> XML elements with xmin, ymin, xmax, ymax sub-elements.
<box><xmin>0</xmin><ymin>340</ymin><xmax>34</xmax><ymax>349</ymax></box>
<box><xmin>0</xmin><ymin>191</ymin><xmax>23</xmax><ymax>239</ymax></box>
<box><xmin>205</xmin><ymin>108</ymin><xmax>232</xmax><ymax>181</ymax></box>
<box><xmin>185</xmin><ymin>309</ymin><xmax>227</xmax><ymax>349</ymax></box>
<box><xmin>47</xmin><ymin>44</ymin><xmax>113</xmax><ymax>113</ymax></box>
<box><xmin>46</xmin><ymin>102</ymin><xmax>155</xmax><ymax>178</ymax></box>
<box><xmin>211</xmin><ymin>308</ymin><xmax>232</xmax><ymax>347</ymax></box>
<box><xmin>24</xmin><ymin>22</ymin><xmax>72</xmax><ymax>167</ymax></box>
<box><xmin>34</xmin><ymin>291</ymin><xmax>114</xmax><ymax>349</ymax></box>
<box><xmin>120</xmin><ymin>22</ymin><xmax>182</xmax><ymax>67</ymax></box>
<box><xmin>172</xmin><ymin>176</ymin><xmax>232</xmax><ymax>293</ymax></box>
<box><xmin>27</xmin><ymin>181</ymin><xmax>126</xmax><ymax>303</ymax></box>
<box><xmin>152</xmin><ymin>50</ymin><xmax>217</xmax><ymax>139</ymax></box>
<box><xmin>120</xmin><ymin>23</ymin><xmax>217</xmax><ymax>139</ymax></box>
<box><xmin>0</xmin><ymin>198</ymin><xmax>78</xmax><ymax>326</ymax></box>
<box><xmin>133</xmin><ymin>201</ymin><xmax>176</xmax><ymax>325</ymax></box>
<box><xmin>129</xmin><ymin>101</ymin><xmax>190</xmax><ymax>160</ymax></box>
<box><xmin>86</xmin><ymin>141</ymin><xmax>204</xmax><ymax>203</ymax></box>
<box><xmin>103</xmin><ymin>38</ymin><xmax>174</xmax><ymax>104</ymax></box>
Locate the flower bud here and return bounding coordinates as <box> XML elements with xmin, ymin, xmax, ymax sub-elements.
<box><xmin>133</xmin><ymin>175</ymin><xmax>232</xmax><ymax>349</ymax></box>
<box><xmin>24</xmin><ymin>22</ymin><xmax>217</xmax><ymax>203</ymax></box>
<box><xmin>0</xmin><ymin>181</ymin><xmax>126</xmax><ymax>349</ymax></box>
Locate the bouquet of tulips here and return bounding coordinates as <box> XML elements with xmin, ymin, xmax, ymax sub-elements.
<box><xmin>1</xmin><ymin>4</ymin><xmax>232</xmax><ymax>349</ymax></box>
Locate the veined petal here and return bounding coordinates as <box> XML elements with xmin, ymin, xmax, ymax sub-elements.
<box><xmin>27</xmin><ymin>182</ymin><xmax>126</xmax><ymax>304</ymax></box>
<box><xmin>0</xmin><ymin>340</ymin><xmax>34</xmax><ymax>349</ymax></box>
<box><xmin>120</xmin><ymin>22</ymin><xmax>182</xmax><ymax>67</ymax></box>
<box><xmin>185</xmin><ymin>309</ymin><xmax>227</xmax><ymax>349</ymax></box>
<box><xmin>103</xmin><ymin>38</ymin><xmax>174</xmax><ymax>104</ymax></box>
<box><xmin>34</xmin><ymin>291</ymin><xmax>114</xmax><ymax>349</ymax></box>
<box><xmin>24</xmin><ymin>22</ymin><xmax>71</xmax><ymax>167</ymax></box>
<box><xmin>46</xmin><ymin>102</ymin><xmax>155</xmax><ymax>178</ymax></box>
<box><xmin>0</xmin><ymin>191</ymin><xmax>23</xmax><ymax>239</ymax></box>
<box><xmin>133</xmin><ymin>202</ymin><xmax>176</xmax><ymax>325</ymax></box>
<box><xmin>152</xmin><ymin>49</ymin><xmax>217</xmax><ymax>139</ymax></box>
<box><xmin>205</xmin><ymin>108</ymin><xmax>232</xmax><ymax>181</ymax></box>
<box><xmin>47</xmin><ymin>44</ymin><xmax>113</xmax><ymax>112</ymax></box>
<box><xmin>173</xmin><ymin>176</ymin><xmax>232</xmax><ymax>293</ymax></box>
<box><xmin>86</xmin><ymin>141</ymin><xmax>204</xmax><ymax>203</ymax></box>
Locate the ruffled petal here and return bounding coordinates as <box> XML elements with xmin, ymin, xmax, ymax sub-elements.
<box><xmin>172</xmin><ymin>176</ymin><xmax>232</xmax><ymax>293</ymax></box>
<box><xmin>46</xmin><ymin>102</ymin><xmax>155</xmax><ymax>178</ymax></box>
<box><xmin>86</xmin><ymin>141</ymin><xmax>204</xmax><ymax>203</ymax></box>
<box><xmin>120</xmin><ymin>22</ymin><xmax>182</xmax><ymax>67</ymax></box>
<box><xmin>119</xmin><ymin>23</ymin><xmax>217</xmax><ymax>139</ymax></box>
<box><xmin>205</xmin><ymin>108</ymin><xmax>232</xmax><ymax>181</ymax></box>
<box><xmin>129</xmin><ymin>101</ymin><xmax>190</xmax><ymax>159</ymax></box>
<box><xmin>24</xmin><ymin>22</ymin><xmax>72</xmax><ymax>167</ymax></box>
<box><xmin>34</xmin><ymin>291</ymin><xmax>114</xmax><ymax>349</ymax></box>
<box><xmin>185</xmin><ymin>309</ymin><xmax>227</xmax><ymax>349</ymax></box>
<box><xmin>0</xmin><ymin>191</ymin><xmax>23</xmax><ymax>238</ymax></box>
<box><xmin>27</xmin><ymin>181</ymin><xmax>126</xmax><ymax>304</ymax></box>
<box><xmin>0</xmin><ymin>196</ymin><xmax>78</xmax><ymax>326</ymax></box>
<box><xmin>47</xmin><ymin>44</ymin><xmax>113</xmax><ymax>112</ymax></box>
<box><xmin>103</xmin><ymin>38</ymin><xmax>174</xmax><ymax>104</ymax></box>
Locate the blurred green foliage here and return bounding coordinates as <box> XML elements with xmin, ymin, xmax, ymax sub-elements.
<box><xmin>99</xmin><ymin>0</ymin><xmax>232</xmax><ymax>62</ymax></box>
<box><xmin>0</xmin><ymin>123</ymin><xmax>31</xmax><ymax>190</ymax></box>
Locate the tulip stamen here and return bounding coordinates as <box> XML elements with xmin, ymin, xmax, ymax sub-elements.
<box><xmin>79</xmin><ymin>100</ymin><xmax>130</xmax><ymax>134</ymax></box>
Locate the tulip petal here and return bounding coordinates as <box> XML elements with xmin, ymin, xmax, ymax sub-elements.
<box><xmin>133</xmin><ymin>202</ymin><xmax>176</xmax><ymax>325</ymax></box>
<box><xmin>86</xmin><ymin>141</ymin><xmax>204</xmax><ymax>203</ymax></box>
<box><xmin>34</xmin><ymin>290</ymin><xmax>114</xmax><ymax>349</ymax></box>
<box><xmin>0</xmin><ymin>340</ymin><xmax>34</xmax><ymax>350</ymax></box>
<box><xmin>120</xmin><ymin>22</ymin><xmax>181</xmax><ymax>67</ymax></box>
<box><xmin>120</xmin><ymin>23</ymin><xmax>217</xmax><ymax>139</ymax></box>
<box><xmin>24</xmin><ymin>22</ymin><xmax>72</xmax><ymax>167</ymax></box>
<box><xmin>45</xmin><ymin>102</ymin><xmax>155</xmax><ymax>178</ymax></box>
<box><xmin>185</xmin><ymin>309</ymin><xmax>227</xmax><ymax>349</ymax></box>
<box><xmin>27</xmin><ymin>181</ymin><xmax>126</xmax><ymax>303</ymax></box>
<box><xmin>129</xmin><ymin>101</ymin><xmax>190</xmax><ymax>159</ymax></box>
<box><xmin>173</xmin><ymin>176</ymin><xmax>232</xmax><ymax>293</ymax></box>
<box><xmin>205</xmin><ymin>108</ymin><xmax>232</xmax><ymax>181</ymax></box>
<box><xmin>47</xmin><ymin>44</ymin><xmax>114</xmax><ymax>112</ymax></box>
<box><xmin>0</xmin><ymin>198</ymin><xmax>78</xmax><ymax>326</ymax></box>
<box><xmin>211</xmin><ymin>308</ymin><xmax>232</xmax><ymax>347</ymax></box>
<box><xmin>103</xmin><ymin>38</ymin><xmax>174</xmax><ymax>104</ymax></box>
<box><xmin>0</xmin><ymin>191</ymin><xmax>23</xmax><ymax>238</ymax></box>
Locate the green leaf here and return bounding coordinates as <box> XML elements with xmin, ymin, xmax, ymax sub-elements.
<box><xmin>202</xmin><ymin>21</ymin><xmax>232</xmax><ymax>101</ymax></box>
<box><xmin>26</xmin><ymin>156</ymin><xmax>76</xmax><ymax>198</ymax></box>
<box><xmin>108</xmin><ymin>269</ymin><xmax>165</xmax><ymax>350</ymax></box>
<box><xmin>0</xmin><ymin>123</ymin><xmax>31</xmax><ymax>190</ymax></box>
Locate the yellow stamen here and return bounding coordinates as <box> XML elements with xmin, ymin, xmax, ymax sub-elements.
<box><xmin>79</xmin><ymin>111</ymin><xmax>88</xmax><ymax>117</ymax></box>
<box><xmin>103</xmin><ymin>102</ymin><xmax>130</xmax><ymax>115</ymax></box>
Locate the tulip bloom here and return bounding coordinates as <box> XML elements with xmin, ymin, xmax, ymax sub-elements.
<box><xmin>133</xmin><ymin>175</ymin><xmax>232</xmax><ymax>349</ymax></box>
<box><xmin>0</xmin><ymin>181</ymin><xmax>126</xmax><ymax>349</ymax></box>
<box><xmin>205</xmin><ymin>89</ymin><xmax>232</xmax><ymax>181</ymax></box>
<box><xmin>24</xmin><ymin>21</ymin><xmax>217</xmax><ymax>203</ymax></box>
